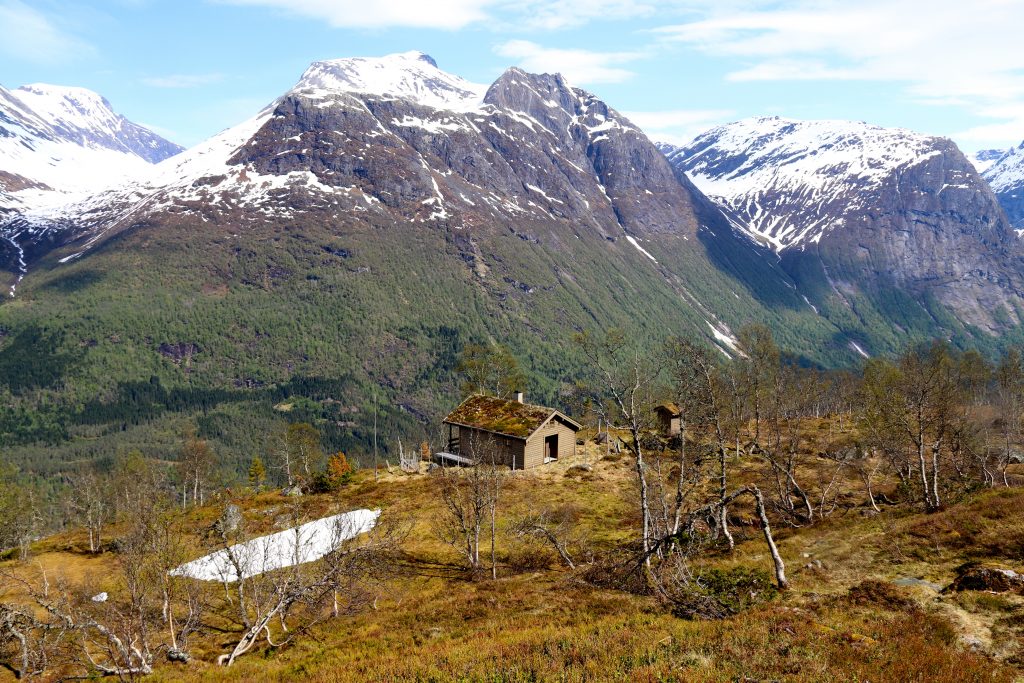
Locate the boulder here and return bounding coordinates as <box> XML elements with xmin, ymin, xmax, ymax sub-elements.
<box><xmin>945</xmin><ymin>562</ymin><xmax>1024</xmax><ymax>594</ymax></box>
<box><xmin>216</xmin><ymin>504</ymin><xmax>242</xmax><ymax>535</ymax></box>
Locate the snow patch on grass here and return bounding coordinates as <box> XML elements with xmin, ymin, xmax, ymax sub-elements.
<box><xmin>170</xmin><ymin>509</ymin><xmax>380</xmax><ymax>582</ymax></box>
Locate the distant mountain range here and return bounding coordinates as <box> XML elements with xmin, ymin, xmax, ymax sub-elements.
<box><xmin>0</xmin><ymin>83</ymin><xmax>181</xmax><ymax>295</ymax></box>
<box><xmin>0</xmin><ymin>83</ymin><xmax>180</xmax><ymax>208</ymax></box>
<box><xmin>982</xmin><ymin>142</ymin><xmax>1024</xmax><ymax>231</ymax></box>
<box><xmin>660</xmin><ymin>117</ymin><xmax>1024</xmax><ymax>349</ymax></box>
<box><xmin>2</xmin><ymin>52</ymin><xmax>1024</xmax><ymax>472</ymax></box>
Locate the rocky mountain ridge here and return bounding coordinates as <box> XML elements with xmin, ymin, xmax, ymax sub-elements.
<box><xmin>3</xmin><ymin>53</ymin><xmax>1024</xmax><ymax>411</ymax></box>
<box><xmin>661</xmin><ymin>116</ymin><xmax>1024</xmax><ymax>343</ymax></box>
<box><xmin>4</xmin><ymin>54</ymin><xmax>829</xmax><ymax>359</ymax></box>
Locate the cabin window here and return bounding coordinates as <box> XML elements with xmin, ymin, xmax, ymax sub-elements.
<box><xmin>544</xmin><ymin>434</ymin><xmax>558</xmax><ymax>463</ymax></box>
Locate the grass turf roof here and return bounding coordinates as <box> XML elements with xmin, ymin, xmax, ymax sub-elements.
<box><xmin>656</xmin><ymin>402</ymin><xmax>680</xmax><ymax>415</ymax></box>
<box><xmin>444</xmin><ymin>395</ymin><xmax>567</xmax><ymax>439</ymax></box>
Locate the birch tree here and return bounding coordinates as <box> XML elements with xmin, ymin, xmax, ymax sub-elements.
<box><xmin>576</xmin><ymin>330</ymin><xmax>660</xmax><ymax>567</ymax></box>
<box><xmin>179</xmin><ymin>433</ymin><xmax>214</xmax><ymax>507</ymax></box>
<box><xmin>64</xmin><ymin>470</ymin><xmax>109</xmax><ymax>554</ymax></box>
<box><xmin>433</xmin><ymin>432</ymin><xmax>503</xmax><ymax>577</ymax></box>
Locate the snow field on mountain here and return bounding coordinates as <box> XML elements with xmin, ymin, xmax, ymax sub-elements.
<box><xmin>670</xmin><ymin>117</ymin><xmax>945</xmax><ymax>251</ymax></box>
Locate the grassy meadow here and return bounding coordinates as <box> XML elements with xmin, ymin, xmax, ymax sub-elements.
<box><xmin>4</xmin><ymin>427</ymin><xmax>1024</xmax><ymax>682</ymax></box>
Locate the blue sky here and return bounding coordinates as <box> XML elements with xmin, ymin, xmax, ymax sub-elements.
<box><xmin>2</xmin><ymin>0</ymin><xmax>1023</xmax><ymax>152</ymax></box>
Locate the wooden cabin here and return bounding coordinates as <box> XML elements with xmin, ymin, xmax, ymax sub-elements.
<box><xmin>654</xmin><ymin>402</ymin><xmax>681</xmax><ymax>437</ymax></box>
<box><xmin>438</xmin><ymin>394</ymin><xmax>581</xmax><ymax>469</ymax></box>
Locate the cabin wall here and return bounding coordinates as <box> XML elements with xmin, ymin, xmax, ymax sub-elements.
<box><xmin>457</xmin><ymin>426</ymin><xmax>525</xmax><ymax>469</ymax></box>
<box><xmin>523</xmin><ymin>420</ymin><xmax>577</xmax><ymax>468</ymax></box>
<box><xmin>656</xmin><ymin>411</ymin><xmax>681</xmax><ymax>436</ymax></box>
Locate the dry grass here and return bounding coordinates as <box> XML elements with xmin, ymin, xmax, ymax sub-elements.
<box><xmin>4</xmin><ymin>435</ymin><xmax>1024</xmax><ymax>682</ymax></box>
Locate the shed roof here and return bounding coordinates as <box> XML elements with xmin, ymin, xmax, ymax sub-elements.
<box><xmin>655</xmin><ymin>402</ymin><xmax>681</xmax><ymax>416</ymax></box>
<box><xmin>443</xmin><ymin>395</ymin><xmax>581</xmax><ymax>440</ymax></box>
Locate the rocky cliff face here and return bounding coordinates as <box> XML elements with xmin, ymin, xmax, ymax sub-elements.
<box><xmin>663</xmin><ymin>117</ymin><xmax>1024</xmax><ymax>342</ymax></box>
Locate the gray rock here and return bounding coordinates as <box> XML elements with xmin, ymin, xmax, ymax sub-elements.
<box><xmin>217</xmin><ymin>504</ymin><xmax>242</xmax><ymax>534</ymax></box>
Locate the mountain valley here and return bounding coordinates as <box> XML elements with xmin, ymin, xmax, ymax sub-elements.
<box><xmin>2</xmin><ymin>53</ymin><xmax>1024</xmax><ymax>475</ymax></box>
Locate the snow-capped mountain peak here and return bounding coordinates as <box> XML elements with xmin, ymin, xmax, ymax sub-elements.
<box><xmin>664</xmin><ymin>116</ymin><xmax>948</xmax><ymax>250</ymax></box>
<box><xmin>983</xmin><ymin>141</ymin><xmax>1024</xmax><ymax>229</ymax></box>
<box><xmin>1</xmin><ymin>81</ymin><xmax>182</xmax><ymax>230</ymax></box>
<box><xmin>290</xmin><ymin>51</ymin><xmax>487</xmax><ymax>111</ymax></box>
<box><xmin>984</xmin><ymin>142</ymin><xmax>1024</xmax><ymax>193</ymax></box>
<box><xmin>14</xmin><ymin>83</ymin><xmax>117</xmax><ymax>131</ymax></box>
<box><xmin>9</xmin><ymin>84</ymin><xmax>181</xmax><ymax>163</ymax></box>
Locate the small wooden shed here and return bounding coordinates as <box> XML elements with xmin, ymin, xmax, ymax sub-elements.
<box><xmin>654</xmin><ymin>402</ymin><xmax>681</xmax><ymax>437</ymax></box>
<box><xmin>439</xmin><ymin>394</ymin><xmax>581</xmax><ymax>470</ymax></box>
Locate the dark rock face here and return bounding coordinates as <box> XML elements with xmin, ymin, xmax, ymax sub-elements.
<box><xmin>945</xmin><ymin>563</ymin><xmax>1024</xmax><ymax>594</ymax></box>
<box><xmin>229</xmin><ymin>66</ymin><xmax>710</xmax><ymax>247</ymax></box>
<box><xmin>664</xmin><ymin>118</ymin><xmax>1024</xmax><ymax>340</ymax></box>
<box><xmin>158</xmin><ymin>342</ymin><xmax>201</xmax><ymax>363</ymax></box>
<box><xmin>789</xmin><ymin>139</ymin><xmax>1024</xmax><ymax>333</ymax></box>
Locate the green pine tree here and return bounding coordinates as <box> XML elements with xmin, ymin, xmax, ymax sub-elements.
<box><xmin>248</xmin><ymin>456</ymin><xmax>267</xmax><ymax>491</ymax></box>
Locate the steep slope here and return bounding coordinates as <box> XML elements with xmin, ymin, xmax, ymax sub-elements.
<box><xmin>663</xmin><ymin>117</ymin><xmax>1024</xmax><ymax>354</ymax></box>
<box><xmin>984</xmin><ymin>142</ymin><xmax>1024</xmax><ymax>230</ymax></box>
<box><xmin>0</xmin><ymin>54</ymin><xmax>840</xmax><ymax>473</ymax></box>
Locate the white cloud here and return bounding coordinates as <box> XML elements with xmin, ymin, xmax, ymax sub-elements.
<box><xmin>216</xmin><ymin>0</ymin><xmax>696</xmax><ymax>30</ymax></box>
<box><xmin>726</xmin><ymin>60</ymin><xmax>863</xmax><ymax>82</ymax></box>
<box><xmin>216</xmin><ymin>0</ymin><xmax>495</xmax><ymax>29</ymax></box>
<box><xmin>141</xmin><ymin>73</ymin><xmax>225</xmax><ymax>88</ymax></box>
<box><xmin>0</xmin><ymin>0</ymin><xmax>94</xmax><ymax>65</ymax></box>
<box><xmin>654</xmin><ymin>0</ymin><xmax>1024</xmax><ymax>148</ymax></box>
<box><xmin>494</xmin><ymin>40</ymin><xmax>645</xmax><ymax>85</ymax></box>
<box><xmin>956</xmin><ymin>102</ymin><xmax>1024</xmax><ymax>148</ymax></box>
<box><xmin>510</xmin><ymin>0</ymin><xmax>657</xmax><ymax>30</ymax></box>
<box><xmin>622</xmin><ymin>108</ymin><xmax>735</xmax><ymax>145</ymax></box>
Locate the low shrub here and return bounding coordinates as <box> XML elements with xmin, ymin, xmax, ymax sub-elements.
<box><xmin>671</xmin><ymin>566</ymin><xmax>779</xmax><ymax>620</ymax></box>
<box><xmin>844</xmin><ymin>579</ymin><xmax>918</xmax><ymax>611</ymax></box>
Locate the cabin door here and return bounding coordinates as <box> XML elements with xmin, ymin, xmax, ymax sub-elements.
<box><xmin>545</xmin><ymin>434</ymin><xmax>558</xmax><ymax>462</ymax></box>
